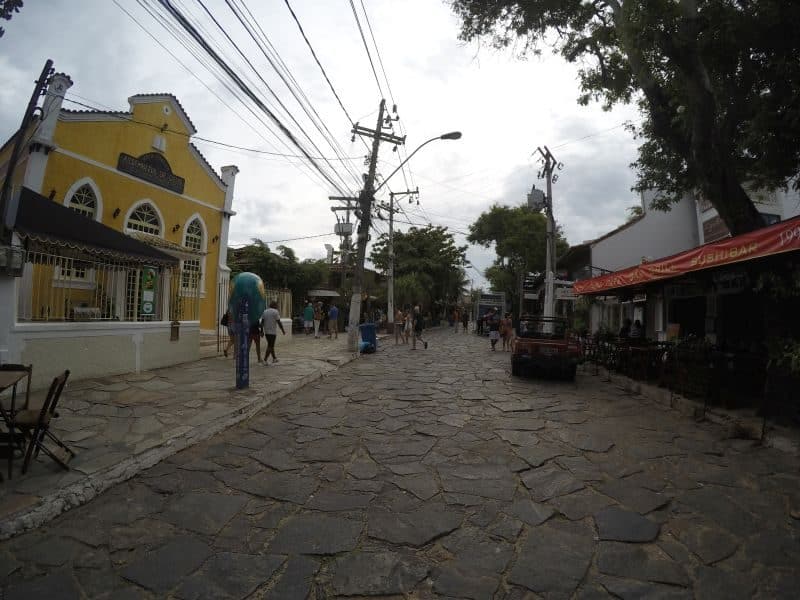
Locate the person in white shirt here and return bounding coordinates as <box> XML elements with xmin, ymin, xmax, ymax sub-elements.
<box><xmin>260</xmin><ymin>301</ymin><xmax>286</xmax><ymax>365</ymax></box>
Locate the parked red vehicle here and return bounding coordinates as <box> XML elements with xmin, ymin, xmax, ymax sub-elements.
<box><xmin>511</xmin><ymin>315</ymin><xmax>582</xmax><ymax>380</ymax></box>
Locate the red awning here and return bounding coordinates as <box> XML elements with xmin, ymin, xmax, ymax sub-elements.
<box><xmin>574</xmin><ymin>215</ymin><xmax>800</xmax><ymax>295</ymax></box>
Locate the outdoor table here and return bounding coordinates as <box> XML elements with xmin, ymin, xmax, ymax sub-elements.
<box><xmin>0</xmin><ymin>369</ymin><xmax>31</xmax><ymax>481</ymax></box>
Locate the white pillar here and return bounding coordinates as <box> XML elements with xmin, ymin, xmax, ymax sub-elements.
<box><xmin>0</xmin><ymin>233</ymin><xmax>23</xmax><ymax>363</ymax></box>
<box><xmin>24</xmin><ymin>73</ymin><xmax>72</xmax><ymax>193</ymax></box>
<box><xmin>218</xmin><ymin>165</ymin><xmax>238</xmax><ymax>321</ymax></box>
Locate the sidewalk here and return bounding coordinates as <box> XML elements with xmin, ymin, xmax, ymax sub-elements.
<box><xmin>0</xmin><ymin>333</ymin><xmax>358</xmax><ymax>539</ymax></box>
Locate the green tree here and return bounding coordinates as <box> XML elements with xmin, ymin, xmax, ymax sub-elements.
<box><xmin>370</xmin><ymin>225</ymin><xmax>469</xmax><ymax>312</ymax></box>
<box><xmin>450</xmin><ymin>0</ymin><xmax>800</xmax><ymax>235</ymax></box>
<box><xmin>0</xmin><ymin>0</ymin><xmax>23</xmax><ymax>38</ymax></box>
<box><xmin>229</xmin><ymin>239</ymin><xmax>328</xmax><ymax>315</ymax></box>
<box><xmin>467</xmin><ymin>204</ymin><xmax>568</xmax><ymax>311</ymax></box>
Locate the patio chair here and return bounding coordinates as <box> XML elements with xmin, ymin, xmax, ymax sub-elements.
<box><xmin>0</xmin><ymin>363</ymin><xmax>32</xmax><ymax>479</ymax></box>
<box><xmin>14</xmin><ymin>370</ymin><xmax>74</xmax><ymax>475</ymax></box>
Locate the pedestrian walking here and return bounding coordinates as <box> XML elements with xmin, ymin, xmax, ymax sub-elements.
<box><xmin>486</xmin><ymin>308</ymin><xmax>500</xmax><ymax>351</ymax></box>
<box><xmin>249</xmin><ymin>320</ymin><xmax>263</xmax><ymax>362</ymax></box>
<box><xmin>411</xmin><ymin>305</ymin><xmax>428</xmax><ymax>350</ymax></box>
<box><xmin>500</xmin><ymin>312</ymin><xmax>513</xmax><ymax>351</ymax></box>
<box><xmin>260</xmin><ymin>300</ymin><xmax>286</xmax><ymax>365</ymax></box>
<box><xmin>320</xmin><ymin>301</ymin><xmax>329</xmax><ymax>337</ymax></box>
<box><xmin>394</xmin><ymin>307</ymin><xmax>404</xmax><ymax>344</ymax></box>
<box><xmin>313</xmin><ymin>301</ymin><xmax>323</xmax><ymax>338</ymax></box>
<box><xmin>303</xmin><ymin>301</ymin><xmax>314</xmax><ymax>335</ymax></box>
<box><xmin>453</xmin><ymin>308</ymin><xmax>460</xmax><ymax>332</ymax></box>
<box><xmin>461</xmin><ymin>309</ymin><xmax>469</xmax><ymax>333</ymax></box>
<box><xmin>476</xmin><ymin>311</ymin><xmax>485</xmax><ymax>335</ymax></box>
<box><xmin>221</xmin><ymin>310</ymin><xmax>236</xmax><ymax>358</ymax></box>
<box><xmin>403</xmin><ymin>309</ymin><xmax>412</xmax><ymax>343</ymax></box>
<box><xmin>328</xmin><ymin>303</ymin><xmax>339</xmax><ymax>339</ymax></box>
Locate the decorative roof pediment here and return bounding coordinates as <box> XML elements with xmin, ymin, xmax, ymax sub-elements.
<box><xmin>128</xmin><ymin>93</ymin><xmax>197</xmax><ymax>135</ymax></box>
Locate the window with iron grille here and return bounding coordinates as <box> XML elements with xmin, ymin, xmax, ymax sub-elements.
<box><xmin>126</xmin><ymin>203</ymin><xmax>161</xmax><ymax>235</ymax></box>
<box><xmin>68</xmin><ymin>184</ymin><xmax>97</xmax><ymax>219</ymax></box>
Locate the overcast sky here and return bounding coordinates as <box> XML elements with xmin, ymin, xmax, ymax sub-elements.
<box><xmin>0</xmin><ymin>0</ymin><xmax>642</xmax><ymax>288</ymax></box>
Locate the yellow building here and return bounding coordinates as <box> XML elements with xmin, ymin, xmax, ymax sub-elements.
<box><xmin>6</xmin><ymin>73</ymin><xmax>238</xmax><ymax>332</ymax></box>
<box><xmin>0</xmin><ymin>72</ymin><xmax>238</xmax><ymax>387</ymax></box>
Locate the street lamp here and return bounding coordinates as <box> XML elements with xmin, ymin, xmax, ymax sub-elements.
<box><xmin>378</xmin><ymin>131</ymin><xmax>462</xmax><ymax>334</ymax></box>
<box><xmin>375</xmin><ymin>131</ymin><xmax>461</xmax><ymax>193</ymax></box>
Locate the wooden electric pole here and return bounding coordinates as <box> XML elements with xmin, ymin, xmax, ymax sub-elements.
<box><xmin>347</xmin><ymin>99</ymin><xmax>405</xmax><ymax>352</ymax></box>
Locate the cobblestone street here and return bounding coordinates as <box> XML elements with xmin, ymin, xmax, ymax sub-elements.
<box><xmin>1</xmin><ymin>327</ymin><xmax>799</xmax><ymax>599</ymax></box>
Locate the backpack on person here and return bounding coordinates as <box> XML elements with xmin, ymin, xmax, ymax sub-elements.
<box><xmin>220</xmin><ymin>312</ymin><xmax>229</xmax><ymax>327</ymax></box>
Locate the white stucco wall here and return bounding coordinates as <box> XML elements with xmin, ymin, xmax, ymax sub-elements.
<box><xmin>11</xmin><ymin>321</ymin><xmax>199</xmax><ymax>390</ymax></box>
<box><xmin>592</xmin><ymin>193</ymin><xmax>699</xmax><ymax>272</ymax></box>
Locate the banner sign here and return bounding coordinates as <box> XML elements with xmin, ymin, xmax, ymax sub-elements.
<box><xmin>140</xmin><ymin>266</ymin><xmax>157</xmax><ymax>316</ymax></box>
<box><xmin>575</xmin><ymin>216</ymin><xmax>800</xmax><ymax>295</ymax></box>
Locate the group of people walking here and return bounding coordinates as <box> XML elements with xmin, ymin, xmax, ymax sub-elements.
<box><xmin>221</xmin><ymin>300</ymin><xmax>286</xmax><ymax>365</ymax></box>
<box><xmin>302</xmin><ymin>300</ymin><xmax>339</xmax><ymax>339</ymax></box>
<box><xmin>480</xmin><ymin>307</ymin><xmax>514</xmax><ymax>351</ymax></box>
<box><xmin>393</xmin><ymin>306</ymin><xmax>428</xmax><ymax>350</ymax></box>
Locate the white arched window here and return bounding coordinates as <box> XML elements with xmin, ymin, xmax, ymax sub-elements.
<box><xmin>126</xmin><ymin>202</ymin><xmax>161</xmax><ymax>236</ymax></box>
<box><xmin>182</xmin><ymin>218</ymin><xmax>204</xmax><ymax>290</ymax></box>
<box><xmin>67</xmin><ymin>184</ymin><xmax>96</xmax><ymax>219</ymax></box>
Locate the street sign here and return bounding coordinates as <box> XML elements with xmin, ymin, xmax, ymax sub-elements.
<box><xmin>140</xmin><ymin>266</ymin><xmax>157</xmax><ymax>316</ymax></box>
<box><xmin>555</xmin><ymin>286</ymin><xmax>576</xmax><ymax>301</ymax></box>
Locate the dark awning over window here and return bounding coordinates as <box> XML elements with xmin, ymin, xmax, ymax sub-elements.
<box><xmin>14</xmin><ymin>187</ymin><xmax>177</xmax><ymax>265</ymax></box>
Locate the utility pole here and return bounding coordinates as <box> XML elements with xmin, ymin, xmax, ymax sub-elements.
<box><xmin>1</xmin><ymin>59</ymin><xmax>53</xmax><ymax>243</ymax></box>
<box><xmin>330</xmin><ymin>195</ymin><xmax>358</xmax><ymax>296</ymax></box>
<box><xmin>534</xmin><ymin>146</ymin><xmax>561</xmax><ymax>325</ymax></box>
<box><xmin>347</xmin><ymin>99</ymin><xmax>405</xmax><ymax>352</ymax></box>
<box><xmin>383</xmin><ymin>188</ymin><xmax>417</xmax><ymax>328</ymax></box>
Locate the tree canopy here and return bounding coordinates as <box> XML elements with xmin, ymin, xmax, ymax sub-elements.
<box><xmin>450</xmin><ymin>0</ymin><xmax>800</xmax><ymax>235</ymax></box>
<box><xmin>370</xmin><ymin>224</ymin><xmax>469</xmax><ymax>310</ymax></box>
<box><xmin>230</xmin><ymin>239</ymin><xmax>327</xmax><ymax>315</ymax></box>
<box><xmin>0</xmin><ymin>1</ymin><xmax>23</xmax><ymax>38</ymax></box>
<box><xmin>467</xmin><ymin>204</ymin><xmax>569</xmax><ymax>310</ymax></box>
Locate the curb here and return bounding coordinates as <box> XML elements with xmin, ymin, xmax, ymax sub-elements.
<box><xmin>0</xmin><ymin>352</ymin><xmax>359</xmax><ymax>540</ymax></box>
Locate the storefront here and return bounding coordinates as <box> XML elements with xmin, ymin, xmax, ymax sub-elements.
<box><xmin>575</xmin><ymin>217</ymin><xmax>800</xmax><ymax>415</ymax></box>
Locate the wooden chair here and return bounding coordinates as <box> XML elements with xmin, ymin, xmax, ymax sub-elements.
<box><xmin>14</xmin><ymin>370</ymin><xmax>74</xmax><ymax>474</ymax></box>
<box><xmin>0</xmin><ymin>363</ymin><xmax>32</xmax><ymax>479</ymax></box>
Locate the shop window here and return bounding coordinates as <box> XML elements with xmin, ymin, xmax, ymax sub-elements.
<box><xmin>126</xmin><ymin>203</ymin><xmax>161</xmax><ymax>235</ymax></box>
<box><xmin>67</xmin><ymin>184</ymin><xmax>97</xmax><ymax>219</ymax></box>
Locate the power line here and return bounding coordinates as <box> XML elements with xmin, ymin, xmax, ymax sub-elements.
<box><xmin>223</xmin><ymin>0</ymin><xmax>363</xmax><ymax>189</ymax></box>
<box><xmin>547</xmin><ymin>122</ymin><xmax>627</xmax><ymax>150</ymax></box>
<box><xmin>152</xmin><ymin>0</ymin><xmax>349</xmax><ymax>194</ymax></box>
<box><xmin>123</xmin><ymin>0</ymin><xmax>337</xmax><ymax>193</ymax></box>
<box><xmin>191</xmin><ymin>0</ymin><xmax>357</xmax><ymax>194</ymax></box>
<box><xmin>282</xmin><ymin>0</ymin><xmax>355</xmax><ymax>126</ymax></box>
<box><xmin>229</xmin><ymin>232</ymin><xmax>337</xmax><ymax>247</ymax></box>
<box><xmin>348</xmin><ymin>0</ymin><xmax>384</xmax><ymax>98</ymax></box>
<box><xmin>359</xmin><ymin>0</ymin><xmax>394</xmax><ymax>106</ymax></box>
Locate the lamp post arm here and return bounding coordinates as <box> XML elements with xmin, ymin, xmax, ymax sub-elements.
<box><xmin>374</xmin><ymin>136</ymin><xmax>438</xmax><ymax>194</ymax></box>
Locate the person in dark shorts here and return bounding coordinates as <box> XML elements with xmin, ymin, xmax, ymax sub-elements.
<box><xmin>248</xmin><ymin>321</ymin><xmax>263</xmax><ymax>363</ymax></box>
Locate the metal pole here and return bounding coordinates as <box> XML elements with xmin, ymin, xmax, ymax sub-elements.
<box><xmin>544</xmin><ymin>163</ymin><xmax>555</xmax><ymax>320</ymax></box>
<box><xmin>387</xmin><ymin>191</ymin><xmax>395</xmax><ymax>330</ymax></box>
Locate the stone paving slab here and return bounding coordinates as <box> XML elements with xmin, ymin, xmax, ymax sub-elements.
<box><xmin>0</xmin><ymin>334</ymin><xmax>359</xmax><ymax>539</ymax></box>
<box><xmin>1</xmin><ymin>327</ymin><xmax>800</xmax><ymax>599</ymax></box>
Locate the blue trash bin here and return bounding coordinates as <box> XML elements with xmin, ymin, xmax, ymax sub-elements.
<box><xmin>359</xmin><ymin>323</ymin><xmax>377</xmax><ymax>350</ymax></box>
